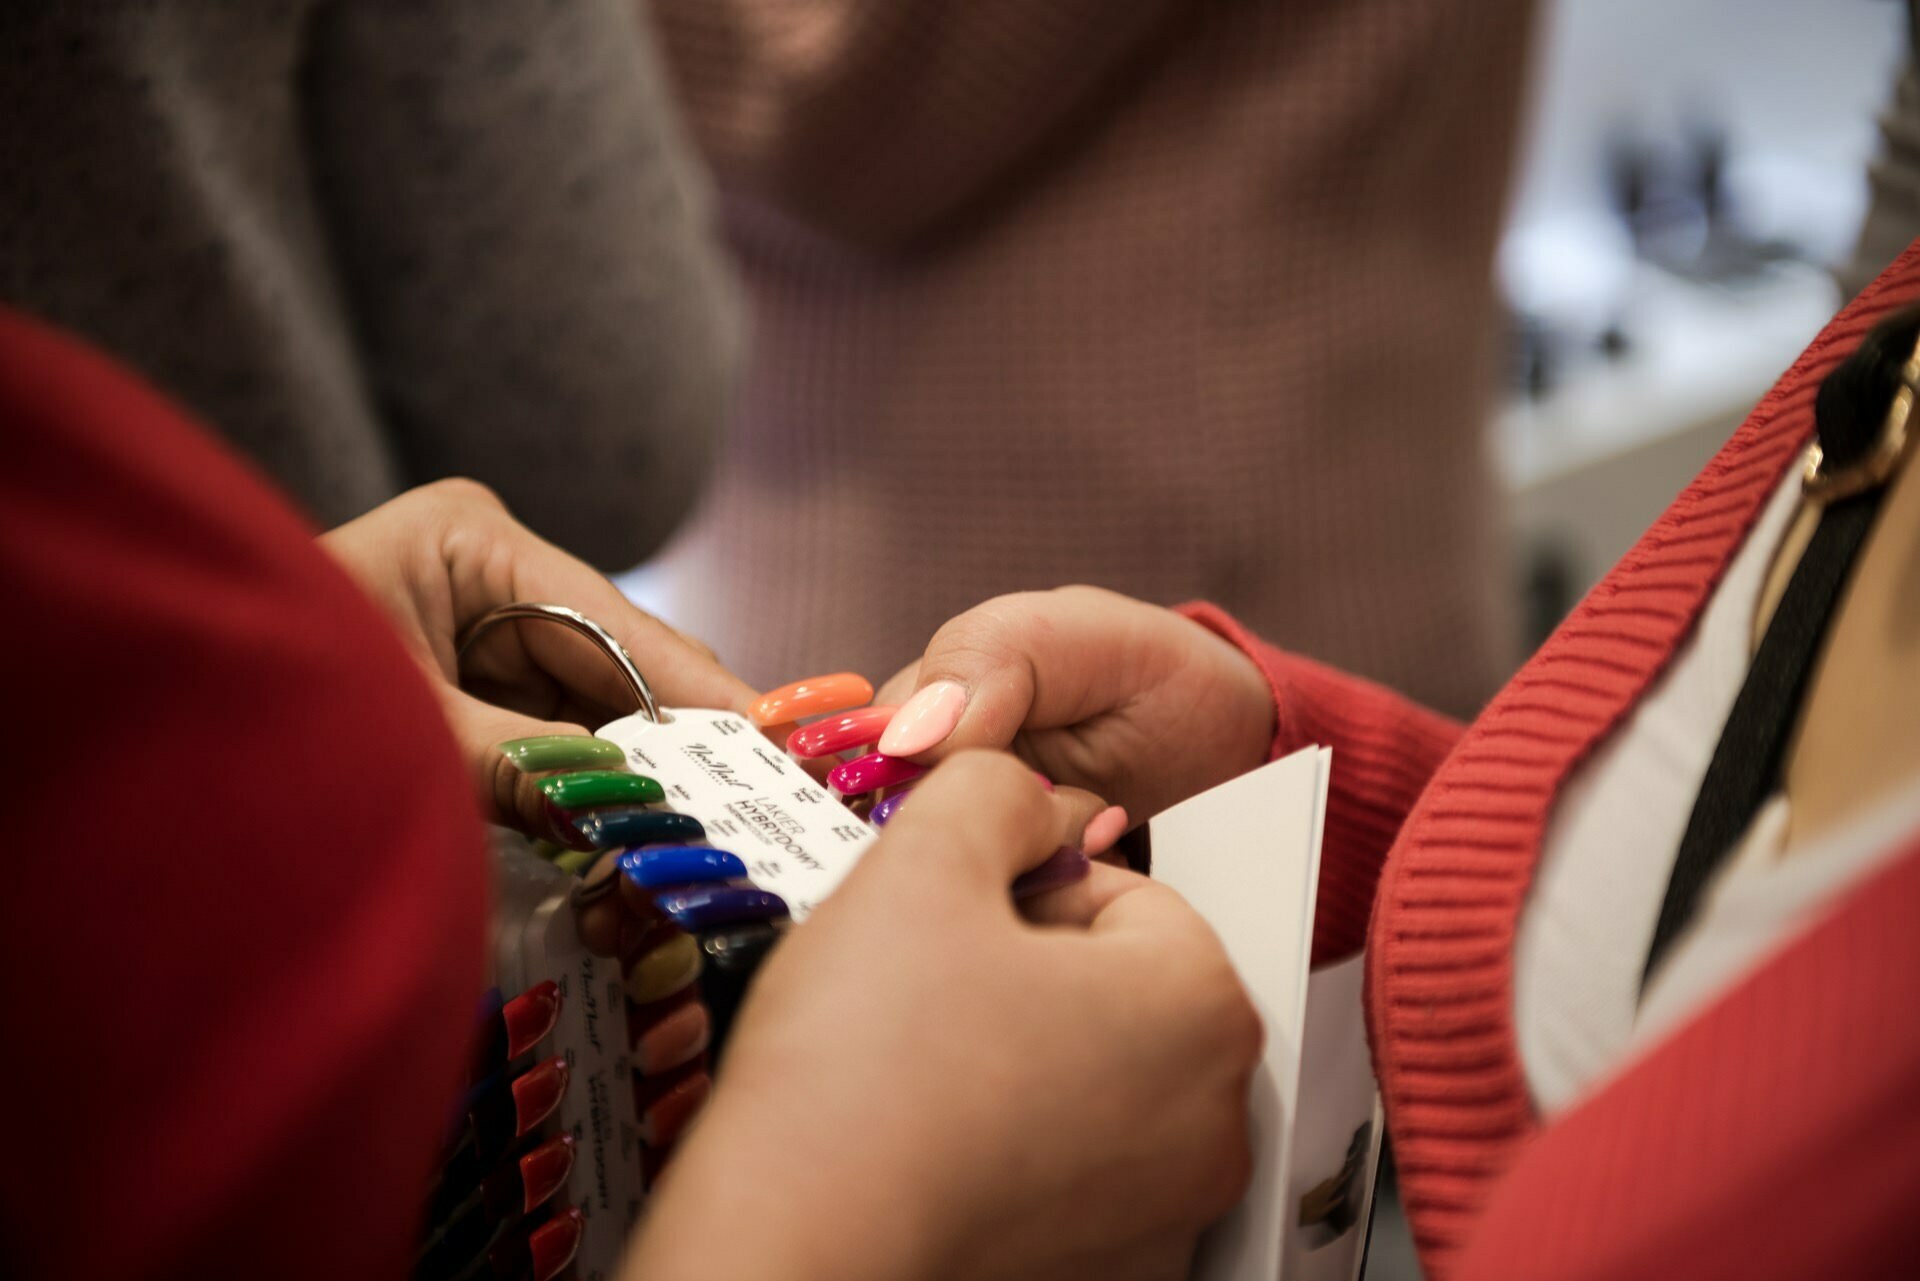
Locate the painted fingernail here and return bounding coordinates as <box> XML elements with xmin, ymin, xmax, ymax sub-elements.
<box><xmin>503</xmin><ymin>980</ymin><xmax>563</xmax><ymax>1059</ymax></box>
<box><xmin>876</xmin><ymin>681</ymin><xmax>966</xmax><ymax>756</ymax></box>
<box><xmin>870</xmin><ymin>790</ymin><xmax>911</xmax><ymax>826</ymax></box>
<box><xmin>639</xmin><ymin>1071</ymin><xmax>712</xmax><ymax>1147</ymax></box>
<box><xmin>625</xmin><ymin>932</ymin><xmax>704</xmax><ymax>1003</ymax></box>
<box><xmin>786</xmin><ymin>706</ymin><xmax>898</xmax><ymax>758</ymax></box>
<box><xmin>655</xmin><ymin>884</ymin><xmax>789</xmax><ymax>931</ymax></box>
<box><xmin>751</xmin><ymin>672</ymin><xmax>874</xmax><ymax>726</ymax></box>
<box><xmin>538</xmin><ymin>770</ymin><xmax>665</xmax><ymax>809</ymax></box>
<box><xmin>498</xmin><ymin>735</ymin><xmax>625</xmax><ymax>771</ymax></box>
<box><xmin>568</xmin><ymin>808</ymin><xmax>706</xmax><ymax>850</ymax></box>
<box><xmin>1083</xmin><ymin>805</ymin><xmax>1128</xmax><ymax>857</ymax></box>
<box><xmin>1013</xmin><ymin>847</ymin><xmax>1091</xmax><ymax>899</ymax></box>
<box><xmin>619</xmin><ymin>845</ymin><xmax>747</xmax><ymax>888</ymax></box>
<box><xmin>511</xmin><ymin>1057</ymin><xmax>570</xmax><ymax>1137</ymax></box>
<box><xmin>634</xmin><ymin>998</ymin><xmax>712</xmax><ymax>1075</ymax></box>
<box><xmin>491</xmin><ymin>1207</ymin><xmax>586</xmax><ymax>1281</ymax></box>
<box><xmin>828</xmin><ymin>751</ymin><xmax>926</xmax><ymax>796</ymax></box>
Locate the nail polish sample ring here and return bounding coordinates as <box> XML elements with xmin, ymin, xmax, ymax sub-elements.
<box><xmin>786</xmin><ymin>706</ymin><xmax>898</xmax><ymax>758</ymax></box>
<box><xmin>537</xmin><ymin>769</ymin><xmax>665</xmax><ymax>809</ymax></box>
<box><xmin>619</xmin><ymin>845</ymin><xmax>748</xmax><ymax>888</ymax></box>
<box><xmin>655</xmin><ymin>884</ymin><xmax>789</xmax><ymax>931</ymax></box>
<box><xmin>828</xmin><ymin>751</ymin><xmax>926</xmax><ymax>796</ymax></box>
<box><xmin>750</xmin><ymin>673</ymin><xmax>875</xmax><ymax>726</ymax></box>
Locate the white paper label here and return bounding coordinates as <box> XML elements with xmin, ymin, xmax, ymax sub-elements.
<box><xmin>595</xmin><ymin>708</ymin><xmax>877</xmax><ymax>919</ymax></box>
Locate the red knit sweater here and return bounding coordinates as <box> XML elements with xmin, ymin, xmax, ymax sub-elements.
<box><xmin>1184</xmin><ymin>238</ymin><xmax>1920</xmax><ymax>1279</ymax></box>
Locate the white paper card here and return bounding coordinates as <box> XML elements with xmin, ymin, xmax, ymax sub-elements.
<box><xmin>1150</xmin><ymin>747</ymin><xmax>1380</xmax><ymax>1281</ymax></box>
<box><xmin>596</xmin><ymin>708</ymin><xmax>877</xmax><ymax>919</ymax></box>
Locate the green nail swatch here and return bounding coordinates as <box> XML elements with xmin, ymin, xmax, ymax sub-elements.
<box><xmin>538</xmin><ymin>769</ymin><xmax>665</xmax><ymax>809</ymax></box>
<box><xmin>551</xmin><ymin>847</ymin><xmax>599</xmax><ymax>876</ymax></box>
<box><xmin>498</xmin><ymin>735</ymin><xmax>626</xmax><ymax>771</ymax></box>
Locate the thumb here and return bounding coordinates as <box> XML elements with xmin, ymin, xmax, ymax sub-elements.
<box><xmin>874</xmin><ymin>586</ymin><xmax>1150</xmax><ymax>762</ymax></box>
<box><xmin>860</xmin><ymin>752</ymin><xmax>1092</xmax><ymax>894</ymax></box>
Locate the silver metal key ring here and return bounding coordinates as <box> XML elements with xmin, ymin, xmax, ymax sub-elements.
<box><xmin>456</xmin><ymin>602</ymin><xmax>663</xmax><ymax>724</ymax></box>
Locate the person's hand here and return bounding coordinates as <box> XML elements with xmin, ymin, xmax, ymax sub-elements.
<box><xmin>318</xmin><ymin>479</ymin><xmax>755</xmax><ymax>843</ymax></box>
<box><xmin>873</xmin><ymin>586</ymin><xmax>1276</xmax><ymax>844</ymax></box>
<box><xmin>626</xmin><ymin>752</ymin><xmax>1262</xmax><ymax>1281</ymax></box>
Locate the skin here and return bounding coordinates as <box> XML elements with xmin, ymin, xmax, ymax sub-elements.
<box><xmin>319</xmin><ymin>489</ymin><xmax>1261</xmax><ymax>1281</ymax></box>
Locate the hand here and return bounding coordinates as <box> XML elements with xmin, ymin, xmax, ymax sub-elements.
<box><xmin>626</xmin><ymin>752</ymin><xmax>1262</xmax><ymax>1281</ymax></box>
<box><xmin>318</xmin><ymin>479</ymin><xmax>755</xmax><ymax>842</ymax></box>
<box><xmin>874</xmin><ymin>586</ymin><xmax>1276</xmax><ymax>841</ymax></box>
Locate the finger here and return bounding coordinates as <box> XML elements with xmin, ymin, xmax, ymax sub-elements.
<box><xmin>1019</xmin><ymin>860</ymin><xmax>1157</xmax><ymax>928</ymax></box>
<box><xmin>873</xmin><ymin>586</ymin><xmax>1168</xmax><ymax>761</ymax></box>
<box><xmin>866</xmin><ymin>751</ymin><xmax>1082</xmax><ymax>891</ymax></box>
<box><xmin>438</xmin><ymin>686</ymin><xmax>600</xmax><ymax>843</ymax></box>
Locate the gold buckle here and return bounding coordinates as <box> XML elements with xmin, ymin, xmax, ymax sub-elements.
<box><xmin>1803</xmin><ymin>333</ymin><xmax>1920</xmax><ymax>504</ymax></box>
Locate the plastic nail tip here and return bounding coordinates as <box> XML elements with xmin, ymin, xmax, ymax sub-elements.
<box><xmin>785</xmin><ymin>706</ymin><xmax>898</xmax><ymax>758</ymax></box>
<box><xmin>828</xmin><ymin>751</ymin><xmax>926</xmax><ymax>796</ymax></box>
<box><xmin>497</xmin><ymin>735</ymin><xmax>626</xmax><ymax>772</ymax></box>
<box><xmin>620</xmin><ymin>845</ymin><xmax>747</xmax><ymax>889</ymax></box>
<box><xmin>483</xmin><ymin>1134</ymin><xmax>576</xmax><ymax>1219</ymax></box>
<box><xmin>491</xmin><ymin>1207</ymin><xmax>586</xmax><ymax>1281</ymax></box>
<box><xmin>1012</xmin><ymin>848</ymin><xmax>1091</xmax><ymax>900</ymax></box>
<box><xmin>510</xmin><ymin>1057</ymin><xmax>570</xmax><ymax>1137</ymax></box>
<box><xmin>537</xmin><ymin>769</ymin><xmax>664</xmax><ymax>809</ymax></box>
<box><xmin>869</xmin><ymin>790</ymin><xmax>911</xmax><ymax>827</ymax></box>
<box><xmin>634</xmin><ymin>999</ymin><xmax>713</xmax><ymax>1075</ymax></box>
<box><xmin>567</xmin><ymin>808</ymin><xmax>705</xmax><ymax>850</ymax></box>
<box><xmin>655</xmin><ymin>884</ymin><xmax>790</xmax><ymax>932</ymax></box>
<box><xmin>639</xmin><ymin>1072</ymin><xmax>712</xmax><ymax>1147</ymax></box>
<box><xmin>750</xmin><ymin>672</ymin><xmax>875</xmax><ymax>726</ymax></box>
<box><xmin>503</xmin><ymin>981</ymin><xmax>563</xmax><ymax>1059</ymax></box>
<box><xmin>625</xmin><ymin>932</ymin><xmax>704</xmax><ymax>1004</ymax></box>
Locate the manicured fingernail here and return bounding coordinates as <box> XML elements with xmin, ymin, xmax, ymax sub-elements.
<box><xmin>876</xmin><ymin>681</ymin><xmax>966</xmax><ymax>756</ymax></box>
<box><xmin>498</xmin><ymin>735</ymin><xmax>625</xmax><ymax>771</ymax></box>
<box><xmin>620</xmin><ymin>845</ymin><xmax>747</xmax><ymax>888</ymax></box>
<box><xmin>786</xmin><ymin>706</ymin><xmax>898</xmax><ymax>758</ymax></box>
<box><xmin>1083</xmin><ymin>805</ymin><xmax>1128</xmax><ymax>856</ymax></box>
<box><xmin>510</xmin><ymin>1057</ymin><xmax>570</xmax><ymax>1137</ymax></box>
<box><xmin>751</xmin><ymin>673</ymin><xmax>874</xmax><ymax>726</ymax></box>
<box><xmin>634</xmin><ymin>998</ymin><xmax>711</xmax><ymax>1075</ymax></box>
<box><xmin>551</xmin><ymin>846</ymin><xmax>597</xmax><ymax>876</ymax></box>
<box><xmin>625</xmin><ymin>932</ymin><xmax>703</xmax><ymax>1004</ymax></box>
<box><xmin>513</xmin><ymin>1134</ymin><xmax>577</xmax><ymax>1214</ymax></box>
<box><xmin>538</xmin><ymin>769</ymin><xmax>665</xmax><ymax>809</ymax></box>
<box><xmin>870</xmin><ymin>790</ymin><xmax>911</xmax><ymax>826</ymax></box>
<box><xmin>639</xmin><ymin>1071</ymin><xmax>712</xmax><ymax>1147</ymax></box>
<box><xmin>503</xmin><ymin>980</ymin><xmax>563</xmax><ymax>1059</ymax></box>
<box><xmin>828</xmin><ymin>751</ymin><xmax>926</xmax><ymax>796</ymax></box>
<box><xmin>655</xmin><ymin>884</ymin><xmax>789</xmax><ymax>931</ymax></box>
<box><xmin>1013</xmin><ymin>847</ymin><xmax>1091</xmax><ymax>899</ymax></box>
<box><xmin>568</xmin><ymin>807</ymin><xmax>705</xmax><ymax>849</ymax></box>
<box><xmin>491</xmin><ymin>1206</ymin><xmax>585</xmax><ymax>1281</ymax></box>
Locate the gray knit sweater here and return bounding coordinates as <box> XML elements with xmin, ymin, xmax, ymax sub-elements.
<box><xmin>1</xmin><ymin>0</ymin><xmax>740</xmax><ymax>567</ymax></box>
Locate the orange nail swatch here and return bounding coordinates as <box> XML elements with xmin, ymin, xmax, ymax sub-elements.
<box><xmin>750</xmin><ymin>673</ymin><xmax>874</xmax><ymax>726</ymax></box>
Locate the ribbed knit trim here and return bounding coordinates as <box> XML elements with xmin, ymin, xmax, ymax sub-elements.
<box><xmin>1367</xmin><ymin>238</ymin><xmax>1920</xmax><ymax>1276</ymax></box>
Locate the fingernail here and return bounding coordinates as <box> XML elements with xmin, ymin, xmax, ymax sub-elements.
<box><xmin>655</xmin><ymin>884</ymin><xmax>790</xmax><ymax>931</ymax></box>
<box><xmin>1083</xmin><ymin>806</ymin><xmax>1128</xmax><ymax>856</ymax></box>
<box><xmin>619</xmin><ymin>845</ymin><xmax>747</xmax><ymax>888</ymax></box>
<box><xmin>870</xmin><ymin>790</ymin><xmax>911</xmax><ymax>826</ymax></box>
<box><xmin>510</xmin><ymin>1056</ymin><xmax>570</xmax><ymax>1137</ymax></box>
<box><xmin>1012</xmin><ymin>847</ymin><xmax>1091</xmax><ymax>899</ymax></box>
<box><xmin>634</xmin><ymin>998</ymin><xmax>712</xmax><ymax>1075</ymax></box>
<box><xmin>751</xmin><ymin>673</ymin><xmax>874</xmax><ymax>726</ymax></box>
<box><xmin>498</xmin><ymin>735</ymin><xmax>625</xmax><ymax>771</ymax></box>
<box><xmin>568</xmin><ymin>808</ymin><xmax>705</xmax><ymax>850</ymax></box>
<box><xmin>502</xmin><ymin>980</ymin><xmax>563</xmax><ymax>1059</ymax></box>
<box><xmin>538</xmin><ymin>769</ymin><xmax>665</xmax><ymax>809</ymax></box>
<box><xmin>491</xmin><ymin>1207</ymin><xmax>585</xmax><ymax>1281</ymax></box>
<box><xmin>625</xmin><ymin>932</ymin><xmax>703</xmax><ymax>1004</ymax></box>
<box><xmin>877</xmin><ymin>681</ymin><xmax>966</xmax><ymax>756</ymax></box>
<box><xmin>786</xmin><ymin>706</ymin><xmax>898</xmax><ymax>758</ymax></box>
<box><xmin>639</xmin><ymin>1072</ymin><xmax>712</xmax><ymax>1147</ymax></box>
<box><xmin>828</xmin><ymin>751</ymin><xmax>926</xmax><ymax>796</ymax></box>
<box><xmin>512</xmin><ymin>1134</ymin><xmax>577</xmax><ymax>1214</ymax></box>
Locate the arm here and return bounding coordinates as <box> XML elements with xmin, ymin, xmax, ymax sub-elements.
<box><xmin>649</xmin><ymin>0</ymin><xmax>1192</xmax><ymax>249</ymax></box>
<box><xmin>302</xmin><ymin>0</ymin><xmax>739</xmax><ymax>568</ymax></box>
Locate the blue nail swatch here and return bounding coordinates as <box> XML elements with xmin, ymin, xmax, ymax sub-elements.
<box><xmin>619</xmin><ymin>845</ymin><xmax>748</xmax><ymax>889</ymax></box>
<box><xmin>654</xmin><ymin>884</ymin><xmax>789</xmax><ymax>931</ymax></box>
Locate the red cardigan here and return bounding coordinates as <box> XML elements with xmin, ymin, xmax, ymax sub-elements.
<box><xmin>1184</xmin><ymin>239</ymin><xmax>1920</xmax><ymax>1279</ymax></box>
<box><xmin>0</xmin><ymin>310</ymin><xmax>489</xmax><ymax>1281</ymax></box>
